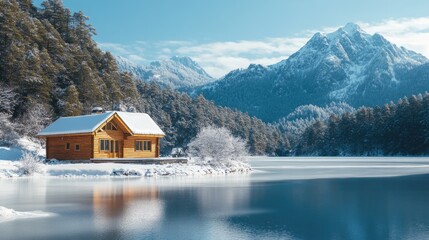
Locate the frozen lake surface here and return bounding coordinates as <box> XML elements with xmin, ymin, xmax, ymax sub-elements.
<box><xmin>2</xmin><ymin>157</ymin><xmax>429</xmax><ymax>239</ymax></box>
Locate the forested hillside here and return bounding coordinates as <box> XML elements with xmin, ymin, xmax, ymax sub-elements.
<box><xmin>0</xmin><ymin>0</ymin><xmax>289</xmax><ymax>156</ymax></box>
<box><xmin>276</xmin><ymin>102</ymin><xmax>355</xmax><ymax>146</ymax></box>
<box><xmin>139</xmin><ymin>82</ymin><xmax>290</xmax><ymax>155</ymax></box>
<box><xmin>0</xmin><ymin>0</ymin><xmax>141</xmax><ymax>120</ymax></box>
<box><xmin>294</xmin><ymin>94</ymin><xmax>429</xmax><ymax>155</ymax></box>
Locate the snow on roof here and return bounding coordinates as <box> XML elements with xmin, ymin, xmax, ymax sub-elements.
<box><xmin>37</xmin><ymin>112</ymin><xmax>114</xmax><ymax>136</ymax></box>
<box><xmin>37</xmin><ymin>111</ymin><xmax>165</xmax><ymax>136</ymax></box>
<box><xmin>116</xmin><ymin>111</ymin><xmax>165</xmax><ymax>136</ymax></box>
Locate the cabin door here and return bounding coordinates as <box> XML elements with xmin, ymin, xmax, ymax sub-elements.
<box><xmin>108</xmin><ymin>140</ymin><xmax>120</xmax><ymax>158</ymax></box>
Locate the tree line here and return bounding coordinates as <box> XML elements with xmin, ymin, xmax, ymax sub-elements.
<box><xmin>139</xmin><ymin>82</ymin><xmax>290</xmax><ymax>155</ymax></box>
<box><xmin>293</xmin><ymin>94</ymin><xmax>429</xmax><ymax>156</ymax></box>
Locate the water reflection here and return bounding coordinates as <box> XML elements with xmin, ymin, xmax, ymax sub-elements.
<box><xmin>92</xmin><ymin>184</ymin><xmax>159</xmax><ymax>217</ymax></box>
<box><xmin>92</xmin><ymin>184</ymin><xmax>164</xmax><ymax>237</ymax></box>
<box><xmin>2</xmin><ymin>158</ymin><xmax>429</xmax><ymax>240</ymax></box>
<box><xmin>196</xmin><ymin>185</ymin><xmax>251</xmax><ymax>217</ymax></box>
<box><xmin>2</xmin><ymin>178</ymin><xmax>48</xmax><ymax>210</ymax></box>
<box><xmin>227</xmin><ymin>175</ymin><xmax>429</xmax><ymax>240</ymax></box>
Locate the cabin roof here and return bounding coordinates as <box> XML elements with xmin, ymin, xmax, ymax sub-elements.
<box><xmin>37</xmin><ymin>111</ymin><xmax>165</xmax><ymax>136</ymax></box>
<box><xmin>116</xmin><ymin>111</ymin><xmax>164</xmax><ymax>135</ymax></box>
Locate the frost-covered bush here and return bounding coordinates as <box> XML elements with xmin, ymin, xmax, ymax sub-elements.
<box><xmin>17</xmin><ymin>104</ymin><xmax>53</xmax><ymax>137</ymax></box>
<box><xmin>187</xmin><ymin>126</ymin><xmax>248</xmax><ymax>167</ymax></box>
<box><xmin>19</xmin><ymin>151</ymin><xmax>45</xmax><ymax>176</ymax></box>
<box><xmin>0</xmin><ymin>113</ymin><xmax>20</xmax><ymax>145</ymax></box>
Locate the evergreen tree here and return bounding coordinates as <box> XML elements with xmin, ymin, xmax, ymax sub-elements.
<box><xmin>76</xmin><ymin>61</ymin><xmax>104</xmax><ymax>110</ymax></box>
<box><xmin>63</xmin><ymin>85</ymin><xmax>83</xmax><ymax>116</ymax></box>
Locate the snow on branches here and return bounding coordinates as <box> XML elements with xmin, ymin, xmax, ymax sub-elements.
<box><xmin>187</xmin><ymin>126</ymin><xmax>249</xmax><ymax>168</ymax></box>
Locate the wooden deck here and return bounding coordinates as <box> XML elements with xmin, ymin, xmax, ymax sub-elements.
<box><xmin>90</xmin><ymin>157</ymin><xmax>188</xmax><ymax>164</ymax></box>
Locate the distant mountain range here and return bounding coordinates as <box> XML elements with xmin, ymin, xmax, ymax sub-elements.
<box><xmin>191</xmin><ymin>23</ymin><xmax>429</xmax><ymax>122</ymax></box>
<box><xmin>117</xmin><ymin>23</ymin><xmax>429</xmax><ymax>122</ymax></box>
<box><xmin>116</xmin><ymin>56</ymin><xmax>214</xmax><ymax>89</ymax></box>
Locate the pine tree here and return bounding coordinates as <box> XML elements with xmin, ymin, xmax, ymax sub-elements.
<box><xmin>63</xmin><ymin>85</ymin><xmax>83</xmax><ymax>116</ymax></box>
<box><xmin>76</xmin><ymin>61</ymin><xmax>104</xmax><ymax>111</ymax></box>
<box><xmin>101</xmin><ymin>52</ymin><xmax>122</xmax><ymax>109</ymax></box>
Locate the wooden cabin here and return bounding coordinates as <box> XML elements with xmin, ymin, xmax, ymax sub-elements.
<box><xmin>37</xmin><ymin>111</ymin><xmax>165</xmax><ymax>160</ymax></box>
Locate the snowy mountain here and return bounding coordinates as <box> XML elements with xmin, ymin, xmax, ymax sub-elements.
<box><xmin>116</xmin><ymin>56</ymin><xmax>214</xmax><ymax>89</ymax></box>
<box><xmin>193</xmin><ymin>23</ymin><xmax>429</xmax><ymax>122</ymax></box>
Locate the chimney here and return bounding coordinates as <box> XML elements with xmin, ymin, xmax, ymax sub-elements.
<box><xmin>91</xmin><ymin>107</ymin><xmax>104</xmax><ymax>115</ymax></box>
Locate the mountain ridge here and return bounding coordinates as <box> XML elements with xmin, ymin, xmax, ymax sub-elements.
<box><xmin>192</xmin><ymin>23</ymin><xmax>429</xmax><ymax>122</ymax></box>
<box><xmin>116</xmin><ymin>56</ymin><xmax>214</xmax><ymax>89</ymax></box>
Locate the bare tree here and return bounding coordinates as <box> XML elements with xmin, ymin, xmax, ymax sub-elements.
<box><xmin>17</xmin><ymin>103</ymin><xmax>53</xmax><ymax>137</ymax></box>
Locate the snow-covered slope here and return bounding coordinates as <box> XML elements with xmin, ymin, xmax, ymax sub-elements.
<box><xmin>193</xmin><ymin>23</ymin><xmax>429</xmax><ymax>122</ymax></box>
<box><xmin>116</xmin><ymin>56</ymin><xmax>214</xmax><ymax>89</ymax></box>
<box><xmin>272</xmin><ymin>22</ymin><xmax>427</xmax><ymax>102</ymax></box>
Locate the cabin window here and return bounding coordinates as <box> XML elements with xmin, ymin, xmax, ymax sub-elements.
<box><xmin>144</xmin><ymin>141</ymin><xmax>152</xmax><ymax>151</ymax></box>
<box><xmin>104</xmin><ymin>140</ymin><xmax>109</xmax><ymax>151</ymax></box>
<box><xmin>135</xmin><ymin>141</ymin><xmax>143</xmax><ymax>151</ymax></box>
<box><xmin>102</xmin><ymin>122</ymin><xmax>117</xmax><ymax>131</ymax></box>
<box><xmin>100</xmin><ymin>139</ymin><xmax>110</xmax><ymax>151</ymax></box>
<box><xmin>75</xmin><ymin>144</ymin><xmax>80</xmax><ymax>151</ymax></box>
<box><xmin>135</xmin><ymin>140</ymin><xmax>151</xmax><ymax>151</ymax></box>
<box><xmin>65</xmin><ymin>143</ymin><xmax>70</xmax><ymax>151</ymax></box>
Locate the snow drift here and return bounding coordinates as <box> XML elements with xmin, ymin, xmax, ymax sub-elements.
<box><xmin>0</xmin><ymin>206</ymin><xmax>54</xmax><ymax>223</ymax></box>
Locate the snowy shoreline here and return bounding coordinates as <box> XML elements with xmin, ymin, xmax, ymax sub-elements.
<box><xmin>0</xmin><ymin>160</ymin><xmax>251</xmax><ymax>179</ymax></box>
<box><xmin>0</xmin><ymin>138</ymin><xmax>251</xmax><ymax>179</ymax></box>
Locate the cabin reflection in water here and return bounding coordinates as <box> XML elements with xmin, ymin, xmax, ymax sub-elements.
<box><xmin>92</xmin><ymin>185</ymin><xmax>164</xmax><ymax>232</ymax></box>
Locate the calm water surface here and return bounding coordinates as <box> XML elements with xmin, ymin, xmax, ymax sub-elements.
<box><xmin>2</xmin><ymin>157</ymin><xmax>429</xmax><ymax>240</ymax></box>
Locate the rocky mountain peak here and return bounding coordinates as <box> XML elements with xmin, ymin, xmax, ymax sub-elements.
<box><xmin>192</xmin><ymin>23</ymin><xmax>429</xmax><ymax>122</ymax></box>
<box><xmin>116</xmin><ymin>56</ymin><xmax>214</xmax><ymax>89</ymax></box>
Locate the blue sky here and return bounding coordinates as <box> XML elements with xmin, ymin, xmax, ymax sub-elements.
<box><xmin>34</xmin><ymin>0</ymin><xmax>429</xmax><ymax>77</ymax></box>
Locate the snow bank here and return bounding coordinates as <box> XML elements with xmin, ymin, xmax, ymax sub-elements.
<box><xmin>15</xmin><ymin>137</ymin><xmax>45</xmax><ymax>157</ymax></box>
<box><xmin>0</xmin><ymin>137</ymin><xmax>45</xmax><ymax>161</ymax></box>
<box><xmin>0</xmin><ymin>160</ymin><xmax>251</xmax><ymax>179</ymax></box>
<box><xmin>0</xmin><ymin>206</ymin><xmax>54</xmax><ymax>223</ymax></box>
<box><xmin>47</xmin><ymin>162</ymin><xmax>251</xmax><ymax>178</ymax></box>
<box><xmin>0</xmin><ymin>160</ymin><xmax>19</xmax><ymax>178</ymax></box>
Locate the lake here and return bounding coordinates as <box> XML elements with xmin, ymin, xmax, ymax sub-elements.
<box><xmin>2</xmin><ymin>157</ymin><xmax>429</xmax><ymax>240</ymax></box>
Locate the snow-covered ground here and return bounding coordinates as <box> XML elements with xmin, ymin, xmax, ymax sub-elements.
<box><xmin>0</xmin><ymin>138</ymin><xmax>251</xmax><ymax>178</ymax></box>
<box><xmin>0</xmin><ymin>160</ymin><xmax>251</xmax><ymax>178</ymax></box>
<box><xmin>0</xmin><ymin>206</ymin><xmax>54</xmax><ymax>223</ymax></box>
<box><xmin>0</xmin><ymin>137</ymin><xmax>45</xmax><ymax>160</ymax></box>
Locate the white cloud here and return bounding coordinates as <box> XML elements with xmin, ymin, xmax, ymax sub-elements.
<box><xmin>98</xmin><ymin>17</ymin><xmax>429</xmax><ymax>78</ymax></box>
<box><xmin>98</xmin><ymin>42</ymin><xmax>146</xmax><ymax>65</ymax></box>
<box><xmin>128</xmin><ymin>54</ymin><xmax>145</xmax><ymax>63</ymax></box>
<box><xmin>175</xmin><ymin>38</ymin><xmax>306</xmax><ymax>77</ymax></box>
<box><xmin>360</xmin><ymin>17</ymin><xmax>429</xmax><ymax>35</ymax></box>
<box><xmin>357</xmin><ymin>18</ymin><xmax>429</xmax><ymax>58</ymax></box>
<box><xmin>97</xmin><ymin>43</ymin><xmax>132</xmax><ymax>56</ymax></box>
